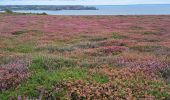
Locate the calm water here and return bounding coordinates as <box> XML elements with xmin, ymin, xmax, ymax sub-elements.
<box><xmin>2</xmin><ymin>5</ymin><xmax>170</xmax><ymax>15</ymax></box>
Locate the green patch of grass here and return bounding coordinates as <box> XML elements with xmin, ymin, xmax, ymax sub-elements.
<box><xmin>147</xmin><ymin>90</ymin><xmax>169</xmax><ymax>99</ymax></box>
<box><xmin>38</xmin><ymin>42</ymin><xmax>99</xmax><ymax>53</ymax></box>
<box><xmin>55</xmin><ymin>46</ymin><xmax>75</xmax><ymax>52</ymax></box>
<box><xmin>143</xmin><ymin>28</ymin><xmax>166</xmax><ymax>35</ymax></box>
<box><xmin>88</xmin><ymin>37</ymin><xmax>108</xmax><ymax>42</ymax></box>
<box><xmin>112</xmin><ymin>32</ymin><xmax>126</xmax><ymax>39</ymax></box>
<box><xmin>31</xmin><ymin>56</ymin><xmax>77</xmax><ymax>71</ymax></box>
<box><xmin>4</xmin><ymin>44</ymin><xmax>35</xmax><ymax>53</ymax></box>
<box><xmin>0</xmin><ymin>68</ymin><xmax>88</xmax><ymax>99</ymax></box>
<box><xmin>15</xmin><ymin>44</ymin><xmax>35</xmax><ymax>53</ymax></box>
<box><xmin>143</xmin><ymin>31</ymin><xmax>159</xmax><ymax>35</ymax></box>
<box><xmin>142</xmin><ymin>38</ymin><xmax>163</xmax><ymax>42</ymax></box>
<box><xmin>130</xmin><ymin>45</ymin><xmax>160</xmax><ymax>52</ymax></box>
<box><xmin>92</xmin><ymin>73</ymin><xmax>109</xmax><ymax>83</ymax></box>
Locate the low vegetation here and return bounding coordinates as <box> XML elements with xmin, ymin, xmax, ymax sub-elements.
<box><xmin>0</xmin><ymin>15</ymin><xmax>170</xmax><ymax>99</ymax></box>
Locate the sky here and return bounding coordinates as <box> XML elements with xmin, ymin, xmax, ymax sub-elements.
<box><xmin>0</xmin><ymin>0</ymin><xmax>170</xmax><ymax>5</ymax></box>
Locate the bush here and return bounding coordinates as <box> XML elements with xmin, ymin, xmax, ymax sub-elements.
<box><xmin>40</xmin><ymin>12</ymin><xmax>48</xmax><ymax>15</ymax></box>
<box><xmin>0</xmin><ymin>58</ymin><xmax>29</xmax><ymax>92</ymax></box>
<box><xmin>4</xmin><ymin>9</ymin><xmax>13</xmax><ymax>14</ymax></box>
<box><xmin>11</xmin><ymin>31</ymin><xmax>25</xmax><ymax>35</ymax></box>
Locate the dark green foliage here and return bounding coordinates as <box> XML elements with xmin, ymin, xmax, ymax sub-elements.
<box><xmin>12</xmin><ymin>30</ymin><xmax>42</xmax><ymax>35</ymax></box>
<box><xmin>12</xmin><ymin>31</ymin><xmax>25</xmax><ymax>35</ymax></box>
<box><xmin>39</xmin><ymin>12</ymin><xmax>48</xmax><ymax>15</ymax></box>
<box><xmin>160</xmin><ymin>69</ymin><xmax>170</xmax><ymax>83</ymax></box>
<box><xmin>4</xmin><ymin>9</ymin><xmax>13</xmax><ymax>14</ymax></box>
<box><xmin>143</xmin><ymin>31</ymin><xmax>159</xmax><ymax>35</ymax></box>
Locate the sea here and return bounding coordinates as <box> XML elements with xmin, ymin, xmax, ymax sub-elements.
<box><xmin>1</xmin><ymin>4</ymin><xmax>170</xmax><ymax>15</ymax></box>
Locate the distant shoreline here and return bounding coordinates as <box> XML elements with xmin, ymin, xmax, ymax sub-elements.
<box><xmin>0</xmin><ymin>5</ymin><xmax>170</xmax><ymax>15</ymax></box>
<box><xmin>0</xmin><ymin>5</ymin><xmax>98</xmax><ymax>11</ymax></box>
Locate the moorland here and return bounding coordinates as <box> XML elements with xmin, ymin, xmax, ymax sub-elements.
<box><xmin>0</xmin><ymin>14</ymin><xmax>170</xmax><ymax>99</ymax></box>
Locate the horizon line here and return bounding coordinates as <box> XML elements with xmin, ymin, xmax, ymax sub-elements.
<box><xmin>1</xmin><ymin>4</ymin><xmax>170</xmax><ymax>6</ymax></box>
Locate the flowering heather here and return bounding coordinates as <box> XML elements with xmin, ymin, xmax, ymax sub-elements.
<box><xmin>114</xmin><ymin>53</ymin><xmax>169</xmax><ymax>71</ymax></box>
<box><xmin>1</xmin><ymin>15</ymin><xmax>170</xmax><ymax>99</ymax></box>
<box><xmin>0</xmin><ymin>58</ymin><xmax>30</xmax><ymax>91</ymax></box>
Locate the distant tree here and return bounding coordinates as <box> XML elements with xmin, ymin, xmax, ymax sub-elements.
<box><xmin>4</xmin><ymin>9</ymin><xmax>13</xmax><ymax>14</ymax></box>
<box><xmin>41</xmin><ymin>12</ymin><xmax>47</xmax><ymax>15</ymax></box>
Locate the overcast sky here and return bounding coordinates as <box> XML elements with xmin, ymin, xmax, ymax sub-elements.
<box><xmin>0</xmin><ymin>0</ymin><xmax>170</xmax><ymax>5</ymax></box>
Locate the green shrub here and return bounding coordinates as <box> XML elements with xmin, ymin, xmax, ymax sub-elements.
<box><xmin>160</xmin><ymin>69</ymin><xmax>170</xmax><ymax>84</ymax></box>
<box><xmin>40</xmin><ymin>12</ymin><xmax>47</xmax><ymax>15</ymax></box>
<box><xmin>12</xmin><ymin>31</ymin><xmax>25</xmax><ymax>35</ymax></box>
<box><xmin>4</xmin><ymin>9</ymin><xmax>13</xmax><ymax>14</ymax></box>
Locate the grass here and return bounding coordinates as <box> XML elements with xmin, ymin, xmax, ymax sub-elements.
<box><xmin>0</xmin><ymin>68</ymin><xmax>88</xmax><ymax>99</ymax></box>
<box><xmin>88</xmin><ymin>37</ymin><xmax>108</xmax><ymax>42</ymax></box>
<box><xmin>4</xmin><ymin>43</ymin><xmax>35</xmax><ymax>53</ymax></box>
<box><xmin>0</xmin><ymin>55</ymin><xmax>87</xmax><ymax>99</ymax></box>
<box><xmin>36</xmin><ymin>42</ymin><xmax>100</xmax><ymax>53</ymax></box>
<box><xmin>31</xmin><ymin>56</ymin><xmax>77</xmax><ymax>70</ymax></box>
<box><xmin>112</xmin><ymin>32</ymin><xmax>121</xmax><ymax>39</ymax></box>
<box><xmin>92</xmin><ymin>73</ymin><xmax>109</xmax><ymax>83</ymax></box>
<box><xmin>112</xmin><ymin>32</ymin><xmax>126</xmax><ymax>39</ymax></box>
<box><xmin>143</xmin><ymin>31</ymin><xmax>159</xmax><ymax>35</ymax></box>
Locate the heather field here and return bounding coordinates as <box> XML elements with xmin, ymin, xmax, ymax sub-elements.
<box><xmin>1</xmin><ymin>15</ymin><xmax>170</xmax><ymax>99</ymax></box>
